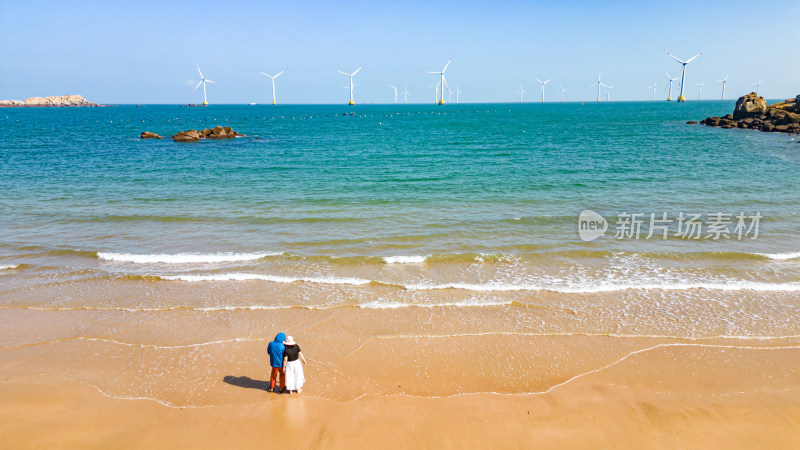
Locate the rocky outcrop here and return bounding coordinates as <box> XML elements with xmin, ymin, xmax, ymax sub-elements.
<box><xmin>170</xmin><ymin>127</ymin><xmax>244</xmax><ymax>142</ymax></box>
<box><xmin>699</xmin><ymin>93</ymin><xmax>800</xmax><ymax>135</ymax></box>
<box><xmin>140</xmin><ymin>131</ymin><xmax>162</xmax><ymax>139</ymax></box>
<box><xmin>0</xmin><ymin>95</ymin><xmax>101</xmax><ymax>107</ymax></box>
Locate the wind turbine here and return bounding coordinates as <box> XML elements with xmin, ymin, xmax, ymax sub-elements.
<box><xmin>429</xmin><ymin>81</ymin><xmax>441</xmax><ymax>104</ymax></box>
<box><xmin>257</xmin><ymin>69</ymin><xmax>286</xmax><ymax>105</ymax></box>
<box><xmin>447</xmin><ymin>86</ymin><xmax>452</xmax><ymax>103</ymax></box>
<box><xmin>560</xmin><ymin>83</ymin><xmax>567</xmax><ymax>102</ymax></box>
<box><xmin>664</xmin><ymin>50</ymin><xmax>704</xmax><ymax>102</ymax></box>
<box><xmin>456</xmin><ymin>84</ymin><xmax>462</xmax><ymax>104</ymax></box>
<box><xmin>695</xmin><ymin>82</ymin><xmax>705</xmax><ymax>100</ymax></box>
<box><xmin>333</xmin><ymin>65</ymin><xmax>364</xmax><ymax>105</ymax></box>
<box><xmin>536</xmin><ymin>78</ymin><xmax>551</xmax><ymax>102</ymax></box>
<box><xmin>589</xmin><ymin>73</ymin><xmax>607</xmax><ymax>102</ymax></box>
<box><xmin>389</xmin><ymin>85</ymin><xmax>398</xmax><ymax>104</ymax></box>
<box><xmin>665</xmin><ymin>72</ymin><xmax>679</xmax><ymax>101</ymax></box>
<box><xmin>753</xmin><ymin>80</ymin><xmax>762</xmax><ymax>95</ymax></box>
<box><xmin>193</xmin><ymin>65</ymin><xmax>216</xmax><ymax>106</ymax></box>
<box><xmin>425</xmin><ymin>56</ymin><xmax>453</xmax><ymax>105</ymax></box>
<box><xmin>649</xmin><ymin>82</ymin><xmax>658</xmax><ymax>101</ymax></box>
<box><xmin>403</xmin><ymin>85</ymin><xmax>409</xmax><ymax>104</ymax></box>
<box><xmin>605</xmin><ymin>85</ymin><xmax>614</xmax><ymax>102</ymax></box>
<box><xmin>517</xmin><ymin>83</ymin><xmax>526</xmax><ymax>102</ymax></box>
<box><xmin>716</xmin><ymin>74</ymin><xmax>729</xmax><ymax>100</ymax></box>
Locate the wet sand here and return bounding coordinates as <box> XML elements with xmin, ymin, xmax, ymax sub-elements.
<box><xmin>2</xmin><ymin>292</ymin><xmax>800</xmax><ymax>448</ymax></box>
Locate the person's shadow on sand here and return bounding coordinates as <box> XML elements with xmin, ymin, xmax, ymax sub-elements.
<box><xmin>223</xmin><ymin>375</ymin><xmax>275</xmax><ymax>392</ymax></box>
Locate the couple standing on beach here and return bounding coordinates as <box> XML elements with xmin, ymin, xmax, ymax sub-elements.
<box><xmin>267</xmin><ymin>332</ymin><xmax>306</xmax><ymax>394</ymax></box>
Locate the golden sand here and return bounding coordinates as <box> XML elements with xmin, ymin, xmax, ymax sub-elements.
<box><xmin>2</xmin><ymin>297</ymin><xmax>800</xmax><ymax>448</ymax></box>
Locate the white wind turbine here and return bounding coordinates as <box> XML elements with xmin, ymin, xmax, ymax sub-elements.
<box><xmin>560</xmin><ymin>83</ymin><xmax>567</xmax><ymax>102</ymax></box>
<box><xmin>257</xmin><ymin>69</ymin><xmax>286</xmax><ymax>105</ymax></box>
<box><xmin>403</xmin><ymin>85</ymin><xmax>409</xmax><ymax>104</ymax></box>
<box><xmin>650</xmin><ymin>82</ymin><xmax>658</xmax><ymax>101</ymax></box>
<box><xmin>536</xmin><ymin>78</ymin><xmax>551</xmax><ymax>102</ymax></box>
<box><xmin>429</xmin><ymin>81</ymin><xmax>441</xmax><ymax>104</ymax></box>
<box><xmin>333</xmin><ymin>65</ymin><xmax>365</xmax><ymax>105</ymax></box>
<box><xmin>605</xmin><ymin>85</ymin><xmax>614</xmax><ymax>102</ymax></box>
<box><xmin>664</xmin><ymin>50</ymin><xmax>704</xmax><ymax>102</ymax></box>
<box><xmin>425</xmin><ymin>57</ymin><xmax>453</xmax><ymax>105</ymax></box>
<box><xmin>456</xmin><ymin>84</ymin><xmax>462</xmax><ymax>104</ymax></box>
<box><xmin>589</xmin><ymin>73</ymin><xmax>607</xmax><ymax>102</ymax></box>
<box><xmin>716</xmin><ymin>74</ymin><xmax>729</xmax><ymax>100</ymax></box>
<box><xmin>753</xmin><ymin>80</ymin><xmax>762</xmax><ymax>95</ymax></box>
<box><xmin>665</xmin><ymin>72</ymin><xmax>679</xmax><ymax>101</ymax></box>
<box><xmin>193</xmin><ymin>65</ymin><xmax>216</xmax><ymax>106</ymax></box>
<box><xmin>696</xmin><ymin>82</ymin><xmax>705</xmax><ymax>100</ymax></box>
<box><xmin>389</xmin><ymin>85</ymin><xmax>398</xmax><ymax>104</ymax></box>
<box><xmin>447</xmin><ymin>86</ymin><xmax>452</xmax><ymax>103</ymax></box>
<box><xmin>517</xmin><ymin>83</ymin><xmax>526</xmax><ymax>102</ymax></box>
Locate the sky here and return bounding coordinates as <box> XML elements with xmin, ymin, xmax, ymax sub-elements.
<box><xmin>1</xmin><ymin>0</ymin><xmax>798</xmax><ymax>104</ymax></box>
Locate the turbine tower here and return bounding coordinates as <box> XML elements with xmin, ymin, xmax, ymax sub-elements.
<box><xmin>560</xmin><ymin>83</ymin><xmax>567</xmax><ymax>102</ymax></box>
<box><xmin>664</xmin><ymin>50</ymin><xmax>704</xmax><ymax>102</ymax></box>
<box><xmin>650</xmin><ymin>82</ymin><xmax>658</xmax><ymax>101</ymax></box>
<box><xmin>403</xmin><ymin>85</ymin><xmax>409</xmax><ymax>104</ymax></box>
<box><xmin>456</xmin><ymin>84</ymin><xmax>462</xmax><ymax>104</ymax></box>
<box><xmin>333</xmin><ymin>65</ymin><xmax>365</xmax><ymax>105</ymax></box>
<box><xmin>696</xmin><ymin>82</ymin><xmax>705</xmax><ymax>100</ymax></box>
<box><xmin>517</xmin><ymin>83</ymin><xmax>526</xmax><ymax>102</ymax></box>
<box><xmin>425</xmin><ymin>56</ymin><xmax>453</xmax><ymax>105</ymax></box>
<box><xmin>429</xmin><ymin>82</ymin><xmax>441</xmax><ymax>104</ymax></box>
<box><xmin>389</xmin><ymin>85</ymin><xmax>398</xmax><ymax>104</ymax></box>
<box><xmin>193</xmin><ymin>65</ymin><xmax>216</xmax><ymax>106</ymax></box>
<box><xmin>716</xmin><ymin>74</ymin><xmax>729</xmax><ymax>100</ymax></box>
<box><xmin>536</xmin><ymin>78</ymin><xmax>551</xmax><ymax>102</ymax></box>
<box><xmin>665</xmin><ymin>72</ymin><xmax>679</xmax><ymax>101</ymax></box>
<box><xmin>589</xmin><ymin>73</ymin><xmax>607</xmax><ymax>102</ymax></box>
<box><xmin>753</xmin><ymin>80</ymin><xmax>762</xmax><ymax>95</ymax></box>
<box><xmin>257</xmin><ymin>69</ymin><xmax>286</xmax><ymax>105</ymax></box>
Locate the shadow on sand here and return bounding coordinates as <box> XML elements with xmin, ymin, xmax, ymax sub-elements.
<box><xmin>223</xmin><ymin>375</ymin><xmax>274</xmax><ymax>392</ymax></box>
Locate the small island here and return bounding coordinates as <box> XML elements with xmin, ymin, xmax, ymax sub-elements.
<box><xmin>699</xmin><ymin>93</ymin><xmax>800</xmax><ymax>134</ymax></box>
<box><xmin>0</xmin><ymin>94</ymin><xmax>102</xmax><ymax>107</ymax></box>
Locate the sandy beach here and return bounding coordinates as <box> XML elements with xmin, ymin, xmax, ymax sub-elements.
<box><xmin>2</xmin><ymin>281</ymin><xmax>799</xmax><ymax>448</ymax></box>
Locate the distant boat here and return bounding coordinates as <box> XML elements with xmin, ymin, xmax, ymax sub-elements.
<box><xmin>250</xmin><ymin>102</ymin><xmax>256</xmax><ymax>106</ymax></box>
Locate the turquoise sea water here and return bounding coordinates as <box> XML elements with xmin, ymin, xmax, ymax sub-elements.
<box><xmin>1</xmin><ymin>102</ymin><xmax>800</xmax><ymax>303</ymax></box>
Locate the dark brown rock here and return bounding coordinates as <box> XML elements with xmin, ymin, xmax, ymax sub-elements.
<box><xmin>140</xmin><ymin>131</ymin><xmax>162</xmax><ymax>139</ymax></box>
<box><xmin>733</xmin><ymin>92</ymin><xmax>767</xmax><ymax>119</ymax></box>
<box><xmin>686</xmin><ymin>120</ymin><xmax>698</xmax><ymax>124</ymax></box>
<box><xmin>172</xmin><ymin>130</ymin><xmax>202</xmax><ymax>142</ymax></box>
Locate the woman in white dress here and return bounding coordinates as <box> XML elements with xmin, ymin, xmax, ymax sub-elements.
<box><xmin>282</xmin><ymin>336</ymin><xmax>306</xmax><ymax>394</ymax></box>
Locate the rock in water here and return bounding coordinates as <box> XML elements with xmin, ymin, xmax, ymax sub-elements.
<box><xmin>733</xmin><ymin>92</ymin><xmax>767</xmax><ymax>119</ymax></box>
<box><xmin>140</xmin><ymin>131</ymin><xmax>162</xmax><ymax>139</ymax></box>
<box><xmin>172</xmin><ymin>130</ymin><xmax>202</xmax><ymax>142</ymax></box>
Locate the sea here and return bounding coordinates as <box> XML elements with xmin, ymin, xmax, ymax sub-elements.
<box><xmin>2</xmin><ymin>102</ymin><xmax>800</xmax><ymax>339</ymax></box>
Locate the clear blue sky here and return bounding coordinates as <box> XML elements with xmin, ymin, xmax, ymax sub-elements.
<box><xmin>1</xmin><ymin>0</ymin><xmax>798</xmax><ymax>104</ymax></box>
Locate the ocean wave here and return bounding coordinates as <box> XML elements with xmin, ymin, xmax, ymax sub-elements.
<box><xmin>161</xmin><ymin>273</ymin><xmax>372</xmax><ymax>285</ymax></box>
<box><xmin>97</xmin><ymin>252</ymin><xmax>281</xmax><ymax>264</ymax></box>
<box><xmin>383</xmin><ymin>255</ymin><xmax>428</xmax><ymax>264</ymax></box>
<box><xmin>0</xmin><ymin>264</ymin><xmax>19</xmax><ymax>270</ymax></box>
<box><xmin>757</xmin><ymin>251</ymin><xmax>800</xmax><ymax>261</ymax></box>
<box><xmin>358</xmin><ymin>299</ymin><xmax>514</xmax><ymax>309</ymax></box>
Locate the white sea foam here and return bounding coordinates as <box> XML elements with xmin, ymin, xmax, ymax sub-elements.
<box><xmin>161</xmin><ymin>273</ymin><xmax>371</xmax><ymax>285</ymax></box>
<box><xmin>358</xmin><ymin>299</ymin><xmax>513</xmax><ymax>309</ymax></box>
<box><xmin>758</xmin><ymin>251</ymin><xmax>800</xmax><ymax>261</ymax></box>
<box><xmin>383</xmin><ymin>255</ymin><xmax>428</xmax><ymax>264</ymax></box>
<box><xmin>0</xmin><ymin>264</ymin><xmax>19</xmax><ymax>270</ymax></box>
<box><xmin>404</xmin><ymin>281</ymin><xmax>800</xmax><ymax>293</ymax></box>
<box><xmin>97</xmin><ymin>252</ymin><xmax>280</xmax><ymax>264</ymax></box>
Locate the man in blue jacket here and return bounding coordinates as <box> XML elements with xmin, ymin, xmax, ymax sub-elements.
<box><xmin>268</xmin><ymin>332</ymin><xmax>287</xmax><ymax>392</ymax></box>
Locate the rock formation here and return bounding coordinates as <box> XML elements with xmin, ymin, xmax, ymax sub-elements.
<box><xmin>0</xmin><ymin>95</ymin><xmax>101</xmax><ymax>107</ymax></box>
<box><xmin>699</xmin><ymin>93</ymin><xmax>800</xmax><ymax>134</ymax></box>
<box><xmin>170</xmin><ymin>126</ymin><xmax>244</xmax><ymax>142</ymax></box>
<box><xmin>140</xmin><ymin>132</ymin><xmax>162</xmax><ymax>139</ymax></box>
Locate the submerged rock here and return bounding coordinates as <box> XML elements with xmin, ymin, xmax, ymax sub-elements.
<box><xmin>168</xmin><ymin>127</ymin><xmax>245</xmax><ymax>142</ymax></box>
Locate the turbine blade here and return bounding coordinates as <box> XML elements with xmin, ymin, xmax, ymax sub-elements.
<box><xmin>197</xmin><ymin>65</ymin><xmax>204</xmax><ymax>79</ymax></box>
<box><xmin>536</xmin><ymin>78</ymin><xmax>543</xmax><ymax>84</ymax></box>
<box><xmin>351</xmin><ymin>65</ymin><xmax>364</xmax><ymax>76</ymax></box>
<box><xmin>544</xmin><ymin>79</ymin><xmax>551</xmax><ymax>84</ymax></box>
<box><xmin>193</xmin><ymin>80</ymin><xmax>203</xmax><ymax>92</ymax></box>
<box><xmin>664</xmin><ymin>51</ymin><xmax>685</xmax><ymax>64</ymax></box>
<box><xmin>205</xmin><ymin>80</ymin><xmax>216</xmax><ymax>84</ymax></box>
<box><xmin>442</xmin><ymin>56</ymin><xmax>453</xmax><ymax>73</ymax></box>
<box><xmin>274</xmin><ymin>70</ymin><xmax>286</xmax><ymax>78</ymax></box>
<box><xmin>258</xmin><ymin>70</ymin><xmax>269</xmax><ymax>77</ymax></box>
<box><xmin>685</xmin><ymin>52</ymin><xmax>704</xmax><ymax>64</ymax></box>
<box><xmin>334</xmin><ymin>69</ymin><xmax>350</xmax><ymax>76</ymax></box>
